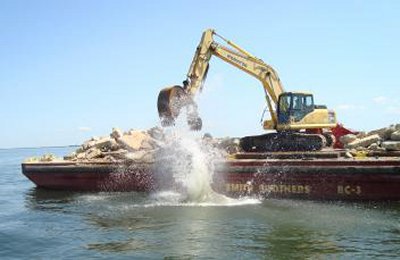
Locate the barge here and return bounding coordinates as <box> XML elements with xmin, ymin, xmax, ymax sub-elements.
<box><xmin>21</xmin><ymin>150</ymin><xmax>400</xmax><ymax>201</ymax></box>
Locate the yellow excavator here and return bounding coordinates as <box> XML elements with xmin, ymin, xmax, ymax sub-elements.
<box><xmin>157</xmin><ymin>29</ymin><xmax>337</xmax><ymax>152</ymax></box>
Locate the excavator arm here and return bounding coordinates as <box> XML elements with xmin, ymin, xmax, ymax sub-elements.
<box><xmin>158</xmin><ymin>29</ymin><xmax>284</xmax><ymax>130</ymax></box>
<box><xmin>158</xmin><ymin>29</ymin><xmax>338</xmax><ymax>152</ymax></box>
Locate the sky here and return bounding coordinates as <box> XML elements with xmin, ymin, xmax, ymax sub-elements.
<box><xmin>1</xmin><ymin>0</ymin><xmax>400</xmax><ymax>148</ymax></box>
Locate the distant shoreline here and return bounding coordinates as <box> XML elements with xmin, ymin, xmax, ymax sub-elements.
<box><xmin>0</xmin><ymin>145</ymin><xmax>79</xmax><ymax>150</ymax></box>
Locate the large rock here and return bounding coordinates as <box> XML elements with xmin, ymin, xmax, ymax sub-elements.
<box><xmin>102</xmin><ymin>155</ymin><xmax>118</xmax><ymax>162</ymax></box>
<box><xmin>82</xmin><ymin>139</ymin><xmax>95</xmax><ymax>151</ymax></box>
<box><xmin>345</xmin><ymin>134</ymin><xmax>381</xmax><ymax>149</ymax></box>
<box><xmin>339</xmin><ymin>134</ymin><xmax>358</xmax><ymax>145</ymax></box>
<box><xmin>75</xmin><ymin>146</ymin><xmax>84</xmax><ymax>154</ymax></box>
<box><xmin>356</xmin><ymin>132</ymin><xmax>367</xmax><ymax>139</ymax></box>
<box><xmin>110</xmin><ymin>127</ymin><xmax>123</xmax><ymax>140</ymax></box>
<box><xmin>76</xmin><ymin>152</ymin><xmax>85</xmax><ymax>160</ymax></box>
<box><xmin>367</xmin><ymin>125</ymin><xmax>397</xmax><ymax>140</ymax></box>
<box><xmin>85</xmin><ymin>147</ymin><xmax>102</xmax><ymax>159</ymax></box>
<box><xmin>64</xmin><ymin>152</ymin><xmax>76</xmax><ymax>161</ymax></box>
<box><xmin>117</xmin><ymin>130</ymin><xmax>155</xmax><ymax>152</ymax></box>
<box><xmin>108</xmin><ymin>139</ymin><xmax>120</xmax><ymax>151</ymax></box>
<box><xmin>344</xmin><ymin>151</ymin><xmax>353</xmax><ymax>158</ymax></box>
<box><xmin>82</xmin><ymin>136</ymin><xmax>117</xmax><ymax>151</ymax></box>
<box><xmin>101</xmin><ymin>149</ymin><xmax>128</xmax><ymax>160</ymax></box>
<box><xmin>94</xmin><ymin>137</ymin><xmax>117</xmax><ymax>150</ymax></box>
<box><xmin>390</xmin><ymin>130</ymin><xmax>400</xmax><ymax>141</ymax></box>
<box><xmin>124</xmin><ymin>150</ymin><xmax>155</xmax><ymax>163</ymax></box>
<box><xmin>367</xmin><ymin>143</ymin><xmax>379</xmax><ymax>151</ymax></box>
<box><xmin>381</xmin><ymin>141</ymin><xmax>400</xmax><ymax>151</ymax></box>
<box><xmin>24</xmin><ymin>154</ymin><xmax>61</xmax><ymax>162</ymax></box>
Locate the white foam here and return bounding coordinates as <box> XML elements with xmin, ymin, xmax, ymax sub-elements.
<box><xmin>149</xmin><ymin>126</ymin><xmax>261</xmax><ymax>207</ymax></box>
<box><xmin>132</xmin><ymin>191</ymin><xmax>261</xmax><ymax>208</ymax></box>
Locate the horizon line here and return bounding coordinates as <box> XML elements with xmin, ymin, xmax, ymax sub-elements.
<box><xmin>0</xmin><ymin>144</ymin><xmax>79</xmax><ymax>150</ymax></box>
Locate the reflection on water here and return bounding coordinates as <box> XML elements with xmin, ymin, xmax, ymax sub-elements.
<box><xmin>262</xmin><ymin>224</ymin><xmax>343</xmax><ymax>259</ymax></box>
<box><xmin>86</xmin><ymin>239</ymin><xmax>148</xmax><ymax>252</ymax></box>
<box><xmin>21</xmin><ymin>187</ymin><xmax>400</xmax><ymax>258</ymax></box>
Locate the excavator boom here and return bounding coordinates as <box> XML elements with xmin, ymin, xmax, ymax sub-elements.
<box><xmin>157</xmin><ymin>29</ymin><xmax>337</xmax><ymax>151</ymax></box>
<box><xmin>157</xmin><ymin>29</ymin><xmax>284</xmax><ymax>130</ymax></box>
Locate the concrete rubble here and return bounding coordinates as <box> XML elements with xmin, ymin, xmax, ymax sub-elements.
<box><xmin>24</xmin><ymin>154</ymin><xmax>63</xmax><ymax>163</ymax></box>
<box><xmin>59</xmin><ymin>127</ymin><xmax>242</xmax><ymax>163</ymax></box>
<box><xmin>27</xmin><ymin>123</ymin><xmax>400</xmax><ymax>163</ymax></box>
<box><xmin>344</xmin><ymin>134</ymin><xmax>381</xmax><ymax>150</ymax></box>
<box><xmin>340</xmin><ymin>123</ymin><xmax>400</xmax><ymax>156</ymax></box>
<box><xmin>381</xmin><ymin>141</ymin><xmax>400</xmax><ymax>151</ymax></box>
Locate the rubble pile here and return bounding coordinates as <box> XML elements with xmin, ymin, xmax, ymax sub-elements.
<box><xmin>25</xmin><ymin>123</ymin><xmax>400</xmax><ymax>163</ymax></box>
<box><xmin>24</xmin><ymin>154</ymin><xmax>62</xmax><ymax>163</ymax></box>
<box><xmin>340</xmin><ymin>124</ymin><xmax>400</xmax><ymax>154</ymax></box>
<box><xmin>59</xmin><ymin>127</ymin><xmax>242</xmax><ymax>163</ymax></box>
<box><xmin>62</xmin><ymin>127</ymin><xmax>165</xmax><ymax>163</ymax></box>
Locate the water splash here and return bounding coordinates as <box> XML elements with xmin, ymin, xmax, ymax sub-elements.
<box><xmin>152</xmin><ymin>126</ymin><xmax>261</xmax><ymax>206</ymax></box>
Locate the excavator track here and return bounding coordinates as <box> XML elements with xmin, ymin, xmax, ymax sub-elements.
<box><xmin>240</xmin><ymin>132</ymin><xmax>326</xmax><ymax>152</ymax></box>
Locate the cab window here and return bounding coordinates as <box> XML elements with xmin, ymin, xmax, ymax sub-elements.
<box><xmin>304</xmin><ymin>95</ymin><xmax>314</xmax><ymax>109</ymax></box>
<box><xmin>292</xmin><ymin>95</ymin><xmax>303</xmax><ymax>110</ymax></box>
<box><xmin>279</xmin><ymin>95</ymin><xmax>290</xmax><ymax>113</ymax></box>
<box><xmin>291</xmin><ymin>94</ymin><xmax>314</xmax><ymax>122</ymax></box>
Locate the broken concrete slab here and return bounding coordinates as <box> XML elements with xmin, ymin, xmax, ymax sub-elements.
<box><xmin>92</xmin><ymin>137</ymin><xmax>116</xmax><ymax>150</ymax></box>
<box><xmin>367</xmin><ymin>143</ymin><xmax>379</xmax><ymax>151</ymax></box>
<box><xmin>85</xmin><ymin>147</ymin><xmax>103</xmax><ymax>160</ymax></box>
<box><xmin>110</xmin><ymin>127</ymin><xmax>123</xmax><ymax>140</ymax></box>
<box><xmin>117</xmin><ymin>131</ymin><xmax>148</xmax><ymax>151</ymax></box>
<box><xmin>82</xmin><ymin>140</ymin><xmax>95</xmax><ymax>151</ymax></box>
<box><xmin>356</xmin><ymin>132</ymin><xmax>367</xmax><ymax>139</ymax></box>
<box><xmin>124</xmin><ymin>149</ymin><xmax>156</xmax><ymax>163</ymax></box>
<box><xmin>63</xmin><ymin>152</ymin><xmax>77</xmax><ymax>161</ymax></box>
<box><xmin>390</xmin><ymin>130</ymin><xmax>400</xmax><ymax>141</ymax></box>
<box><xmin>82</xmin><ymin>137</ymin><xmax>118</xmax><ymax>151</ymax></box>
<box><xmin>101</xmin><ymin>149</ymin><xmax>129</xmax><ymax>160</ymax></box>
<box><xmin>76</xmin><ymin>152</ymin><xmax>85</xmax><ymax>160</ymax></box>
<box><xmin>345</xmin><ymin>134</ymin><xmax>381</xmax><ymax>149</ymax></box>
<box><xmin>24</xmin><ymin>154</ymin><xmax>61</xmax><ymax>162</ymax></box>
<box><xmin>116</xmin><ymin>130</ymin><xmax>158</xmax><ymax>152</ymax></box>
<box><xmin>367</xmin><ymin>125</ymin><xmax>397</xmax><ymax>140</ymax></box>
<box><xmin>340</xmin><ymin>134</ymin><xmax>357</xmax><ymax>145</ymax></box>
<box><xmin>344</xmin><ymin>151</ymin><xmax>353</xmax><ymax>158</ymax></box>
<box><xmin>102</xmin><ymin>155</ymin><xmax>118</xmax><ymax>162</ymax></box>
<box><xmin>381</xmin><ymin>141</ymin><xmax>400</xmax><ymax>151</ymax></box>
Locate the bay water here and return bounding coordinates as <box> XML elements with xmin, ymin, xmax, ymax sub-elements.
<box><xmin>1</xmin><ymin>146</ymin><xmax>400</xmax><ymax>259</ymax></box>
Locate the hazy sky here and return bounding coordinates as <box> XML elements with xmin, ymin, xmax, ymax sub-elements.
<box><xmin>1</xmin><ymin>1</ymin><xmax>399</xmax><ymax>148</ymax></box>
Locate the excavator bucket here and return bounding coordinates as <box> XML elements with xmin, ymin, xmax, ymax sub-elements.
<box><xmin>157</xmin><ymin>85</ymin><xmax>202</xmax><ymax>130</ymax></box>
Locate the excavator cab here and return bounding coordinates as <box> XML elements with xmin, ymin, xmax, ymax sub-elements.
<box><xmin>277</xmin><ymin>92</ymin><xmax>315</xmax><ymax>124</ymax></box>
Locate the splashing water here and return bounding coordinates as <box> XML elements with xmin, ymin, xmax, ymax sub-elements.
<box><xmin>169</xmin><ymin>131</ymin><xmax>213</xmax><ymax>201</ymax></box>
<box><xmin>152</xmin><ymin>126</ymin><xmax>261</xmax><ymax>206</ymax></box>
